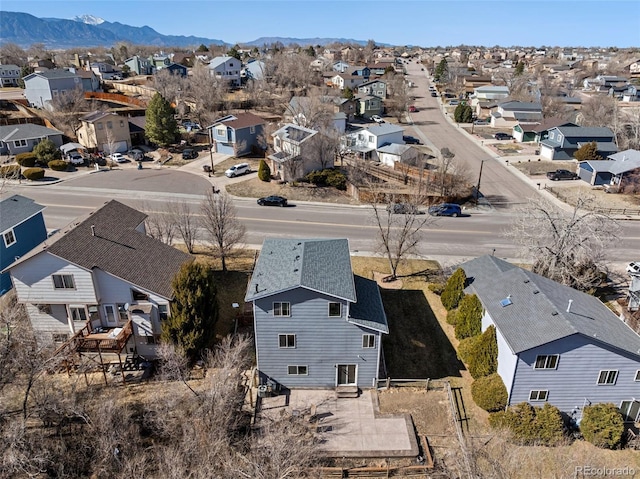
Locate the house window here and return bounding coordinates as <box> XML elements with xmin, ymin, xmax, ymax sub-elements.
<box><xmin>158</xmin><ymin>304</ymin><xmax>169</xmax><ymax>321</ymax></box>
<box><xmin>369</xmin><ymin>136</ymin><xmax>374</xmax><ymax>143</ymax></box>
<box><xmin>620</xmin><ymin>400</ymin><xmax>640</xmax><ymax>423</ymax></box>
<box><xmin>117</xmin><ymin>303</ymin><xmax>128</xmax><ymax>321</ymax></box>
<box><xmin>529</xmin><ymin>390</ymin><xmax>548</xmax><ymax>401</ymax></box>
<box><xmin>52</xmin><ymin>274</ymin><xmax>75</xmax><ymax>289</ymax></box>
<box><xmin>105</xmin><ymin>305</ymin><xmax>116</xmax><ymax>323</ymax></box>
<box><xmin>3</xmin><ymin>229</ymin><xmax>16</xmax><ymax>247</ymax></box>
<box><xmin>132</xmin><ymin>289</ymin><xmax>149</xmax><ymax>301</ymax></box>
<box><xmin>273</xmin><ymin>302</ymin><xmax>291</xmax><ymax>317</ymax></box>
<box><xmin>278</xmin><ymin>334</ymin><xmax>296</xmax><ymax>348</ymax></box>
<box><xmin>97</xmin><ymin>123</ymin><xmax>103</xmax><ymax>130</ymax></box>
<box><xmin>549</xmin><ymin>132</ymin><xmax>554</xmax><ymax>140</ymax></box>
<box><xmin>144</xmin><ymin>336</ymin><xmax>157</xmax><ymax>345</ymax></box>
<box><xmin>216</xmin><ymin>128</ymin><xmax>225</xmax><ymax>136</ymax></box>
<box><xmin>534</xmin><ymin>355</ymin><xmax>559</xmax><ymax>369</ymax></box>
<box><xmin>287</xmin><ymin>365</ymin><xmax>308</xmax><ymax>375</ymax></box>
<box><xmin>106</xmin><ymin>121</ymin><xmax>113</xmax><ymax>129</ymax></box>
<box><xmin>597</xmin><ymin>370</ymin><xmax>618</xmax><ymax>385</ymax></box>
<box><xmin>635</xmin><ymin>370</ymin><xmax>640</xmax><ymax>382</ymax></box>
<box><xmin>250</xmin><ymin>126</ymin><xmax>255</xmax><ymax>134</ymax></box>
<box><xmin>52</xmin><ymin>333</ymin><xmax>69</xmax><ymax>342</ymax></box>
<box><xmin>119</xmin><ymin>120</ymin><xmax>124</xmax><ymax>127</ymax></box>
<box><xmin>69</xmin><ymin>306</ymin><xmax>88</xmax><ymax>322</ymax></box>
<box><xmin>362</xmin><ymin>334</ymin><xmax>375</xmax><ymax>348</ymax></box>
<box><xmin>328</xmin><ymin>302</ymin><xmax>341</xmax><ymax>317</ymax></box>
<box><xmin>13</xmin><ymin>139</ymin><xmax>27</xmax><ymax>147</ymax></box>
<box><xmin>88</xmin><ymin>305</ymin><xmax>99</xmax><ymax>321</ymax></box>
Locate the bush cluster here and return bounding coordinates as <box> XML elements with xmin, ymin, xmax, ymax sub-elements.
<box><xmin>454</xmin><ymin>294</ymin><xmax>483</xmax><ymax>340</ymax></box>
<box><xmin>489</xmin><ymin>402</ymin><xmax>565</xmax><ymax>446</ymax></box>
<box><xmin>22</xmin><ymin>167</ymin><xmax>45</xmax><ymax>181</ymax></box>
<box><xmin>48</xmin><ymin>160</ymin><xmax>69</xmax><ymax>171</ymax></box>
<box><xmin>446</xmin><ymin>308</ymin><xmax>458</xmax><ymax>326</ymax></box>
<box><xmin>580</xmin><ymin>403</ymin><xmax>625</xmax><ymax>449</ymax></box>
<box><xmin>471</xmin><ymin>373</ymin><xmax>508</xmax><ymax>412</ymax></box>
<box><xmin>441</xmin><ymin>268</ymin><xmax>466</xmax><ymax>310</ymax></box>
<box><xmin>467</xmin><ymin>325</ymin><xmax>498</xmax><ymax>379</ymax></box>
<box><xmin>0</xmin><ymin>164</ymin><xmax>21</xmax><ymax>178</ymax></box>
<box><xmin>258</xmin><ymin>159</ymin><xmax>271</xmax><ymax>182</ymax></box>
<box><xmin>304</xmin><ymin>169</ymin><xmax>347</xmax><ymax>190</ymax></box>
<box><xmin>15</xmin><ymin>152</ymin><xmax>37</xmax><ymax>167</ymax></box>
<box><xmin>427</xmin><ymin>282</ymin><xmax>445</xmax><ymax>295</ymax></box>
<box><xmin>457</xmin><ymin>335</ymin><xmax>481</xmax><ymax>364</ymax></box>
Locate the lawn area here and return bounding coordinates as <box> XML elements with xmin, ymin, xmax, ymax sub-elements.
<box><xmin>512</xmin><ymin>159</ymin><xmax>576</xmax><ymax>176</ymax></box>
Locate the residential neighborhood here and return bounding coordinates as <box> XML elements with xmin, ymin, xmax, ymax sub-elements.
<box><xmin>0</xmin><ymin>5</ymin><xmax>639</xmax><ymax>478</ymax></box>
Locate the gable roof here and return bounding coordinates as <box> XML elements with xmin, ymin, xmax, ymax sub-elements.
<box><xmin>0</xmin><ymin>124</ymin><xmax>63</xmax><ymax>142</ymax></box>
<box><xmin>272</xmin><ymin>123</ymin><xmax>317</xmax><ymax>144</ymax></box>
<box><xmin>461</xmin><ymin>255</ymin><xmax>640</xmax><ymax>358</ymax></box>
<box><xmin>80</xmin><ymin>110</ymin><xmax>120</xmax><ymax>123</ymax></box>
<box><xmin>498</xmin><ymin>101</ymin><xmax>542</xmax><ymax>111</ymax></box>
<box><xmin>349</xmin><ymin>275</ymin><xmax>389</xmax><ymax>333</ymax></box>
<box><xmin>6</xmin><ymin>201</ymin><xmax>192</xmax><ymax>299</ymax></box>
<box><xmin>367</xmin><ymin>123</ymin><xmax>404</xmax><ymax>136</ymax></box>
<box><xmin>210</xmin><ymin>112</ymin><xmax>265</xmax><ymax>130</ymax></box>
<box><xmin>208</xmin><ymin>56</ymin><xmax>238</xmax><ymax>69</ymax></box>
<box><xmin>0</xmin><ymin>195</ymin><xmax>45</xmax><ymax>234</ymax></box>
<box><xmin>554</xmin><ymin>126</ymin><xmax>615</xmax><ymax>138</ymax></box>
<box><xmin>245</xmin><ymin>238</ymin><xmax>357</xmax><ymax>302</ymax></box>
<box><xmin>24</xmin><ymin>69</ymin><xmax>79</xmax><ymax>81</ymax></box>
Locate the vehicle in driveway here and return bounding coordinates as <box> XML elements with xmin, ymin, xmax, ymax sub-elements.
<box><xmin>428</xmin><ymin>203</ymin><xmax>462</xmax><ymax>217</ymax></box>
<box><xmin>109</xmin><ymin>153</ymin><xmax>126</xmax><ymax>163</ymax></box>
<box><xmin>371</xmin><ymin>115</ymin><xmax>384</xmax><ymax>124</ymax></box>
<box><xmin>387</xmin><ymin>203</ymin><xmax>421</xmax><ymax>214</ymax></box>
<box><xmin>431</xmin><ymin>92</ymin><xmax>438</xmax><ymax>97</ymax></box>
<box><xmin>128</xmin><ymin>148</ymin><xmax>144</xmax><ymax>161</ymax></box>
<box><xmin>473</xmin><ymin>119</ymin><xmax>489</xmax><ymax>125</ymax></box>
<box><xmin>403</xmin><ymin>135</ymin><xmax>421</xmax><ymax>145</ymax></box>
<box><xmin>67</xmin><ymin>153</ymin><xmax>85</xmax><ymax>165</ymax></box>
<box><xmin>225</xmin><ymin>162</ymin><xmax>251</xmax><ymax>178</ymax></box>
<box><xmin>182</xmin><ymin>148</ymin><xmax>198</xmax><ymax>160</ymax></box>
<box><xmin>408</xmin><ymin>105</ymin><xmax>418</xmax><ymax>112</ymax></box>
<box><xmin>546</xmin><ymin>169</ymin><xmax>579</xmax><ymax>181</ymax></box>
<box><xmin>257</xmin><ymin>195</ymin><xmax>288</xmax><ymax>207</ymax></box>
<box><xmin>494</xmin><ymin>132</ymin><xmax>513</xmax><ymax>140</ymax></box>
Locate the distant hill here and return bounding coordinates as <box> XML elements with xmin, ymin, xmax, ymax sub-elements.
<box><xmin>0</xmin><ymin>11</ymin><xmax>227</xmax><ymax>48</ymax></box>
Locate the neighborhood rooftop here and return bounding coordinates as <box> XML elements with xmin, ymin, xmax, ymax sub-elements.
<box><xmin>0</xmin><ymin>195</ymin><xmax>45</xmax><ymax>234</ymax></box>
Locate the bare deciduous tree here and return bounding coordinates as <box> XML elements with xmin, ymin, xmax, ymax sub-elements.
<box><xmin>166</xmin><ymin>198</ymin><xmax>199</xmax><ymax>253</ymax></box>
<box><xmin>141</xmin><ymin>201</ymin><xmax>176</xmax><ymax>246</ymax></box>
<box><xmin>200</xmin><ymin>190</ymin><xmax>245</xmax><ymax>272</ymax></box>
<box><xmin>506</xmin><ymin>196</ymin><xmax>619</xmax><ymax>292</ymax></box>
<box><xmin>435</xmin><ymin>147</ymin><xmax>470</xmax><ymax>198</ymax></box>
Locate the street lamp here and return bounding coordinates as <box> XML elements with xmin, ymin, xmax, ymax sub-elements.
<box><xmin>475</xmin><ymin>159</ymin><xmax>485</xmax><ymax>206</ymax></box>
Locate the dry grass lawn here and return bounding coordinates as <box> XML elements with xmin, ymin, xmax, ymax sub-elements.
<box><xmin>227</xmin><ymin>176</ymin><xmax>360</xmax><ymax>204</ymax></box>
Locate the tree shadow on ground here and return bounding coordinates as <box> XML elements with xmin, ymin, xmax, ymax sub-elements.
<box><xmin>381</xmin><ymin>289</ymin><xmax>464</xmax><ymax>379</ymax></box>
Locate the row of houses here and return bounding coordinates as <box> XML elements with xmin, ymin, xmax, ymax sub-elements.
<box><xmin>2</xmin><ymin>195</ymin><xmax>639</xmax><ymax>424</ymax></box>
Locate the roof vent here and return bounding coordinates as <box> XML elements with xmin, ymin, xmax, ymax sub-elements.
<box><xmin>566</xmin><ymin>299</ymin><xmax>573</xmax><ymax>313</ymax></box>
<box><xmin>524</xmin><ymin>279</ymin><xmax>530</xmax><ymax>284</ymax></box>
<box><xmin>91</xmin><ymin>224</ymin><xmax>96</xmax><ymax>236</ymax></box>
<box><xmin>295</xmin><ymin>255</ymin><xmax>300</xmax><ymax>261</ymax></box>
<box><xmin>254</xmin><ymin>283</ymin><xmax>259</xmax><ymax>293</ymax></box>
<box><xmin>552</xmin><ymin>311</ymin><xmax>559</xmax><ymax>316</ymax></box>
<box><xmin>500</xmin><ymin>295</ymin><xmax>512</xmax><ymax>307</ymax></box>
<box><xmin>533</xmin><ymin>290</ymin><xmax>539</xmax><ymax>294</ymax></box>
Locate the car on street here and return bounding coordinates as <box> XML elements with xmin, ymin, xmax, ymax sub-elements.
<box><xmin>225</xmin><ymin>162</ymin><xmax>251</xmax><ymax>178</ymax></box>
<box><xmin>257</xmin><ymin>195</ymin><xmax>288</xmax><ymax>207</ymax></box>
<box><xmin>371</xmin><ymin>115</ymin><xmax>384</xmax><ymax>124</ymax></box>
<box><xmin>67</xmin><ymin>153</ymin><xmax>85</xmax><ymax>165</ymax></box>
<box><xmin>182</xmin><ymin>148</ymin><xmax>198</xmax><ymax>160</ymax></box>
<box><xmin>546</xmin><ymin>169</ymin><xmax>579</xmax><ymax>181</ymax></box>
<box><xmin>428</xmin><ymin>203</ymin><xmax>462</xmax><ymax>217</ymax></box>
<box><xmin>494</xmin><ymin>132</ymin><xmax>513</xmax><ymax>140</ymax></box>
<box><xmin>408</xmin><ymin>105</ymin><xmax>418</xmax><ymax>112</ymax></box>
<box><xmin>109</xmin><ymin>153</ymin><xmax>126</xmax><ymax>163</ymax></box>
<box><xmin>627</xmin><ymin>262</ymin><xmax>640</xmax><ymax>275</ymax></box>
<box><xmin>387</xmin><ymin>203</ymin><xmax>421</xmax><ymax>214</ymax></box>
<box><xmin>403</xmin><ymin>135</ymin><xmax>421</xmax><ymax>145</ymax></box>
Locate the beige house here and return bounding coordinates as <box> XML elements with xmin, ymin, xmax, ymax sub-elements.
<box><xmin>77</xmin><ymin>111</ymin><xmax>131</xmax><ymax>153</ymax></box>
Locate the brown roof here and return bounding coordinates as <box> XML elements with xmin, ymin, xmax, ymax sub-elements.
<box><xmin>532</xmin><ymin>118</ymin><xmax>577</xmax><ymax>133</ymax></box>
<box><xmin>11</xmin><ymin>201</ymin><xmax>192</xmax><ymax>299</ymax></box>
<box><xmin>213</xmin><ymin>112</ymin><xmax>265</xmax><ymax>130</ymax></box>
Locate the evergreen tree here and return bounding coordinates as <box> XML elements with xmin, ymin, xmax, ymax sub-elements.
<box><xmin>580</xmin><ymin>403</ymin><xmax>625</xmax><ymax>449</ymax></box>
<box><xmin>161</xmin><ymin>262</ymin><xmax>218</xmax><ymax>362</ymax></box>
<box><xmin>574</xmin><ymin>141</ymin><xmax>603</xmax><ymax>162</ymax></box>
<box><xmin>33</xmin><ymin>138</ymin><xmax>61</xmax><ymax>163</ymax></box>
<box><xmin>434</xmin><ymin>58</ymin><xmax>448</xmax><ymax>82</ymax></box>
<box><xmin>196</xmin><ymin>44</ymin><xmax>209</xmax><ymax>52</ymax></box>
<box><xmin>342</xmin><ymin>86</ymin><xmax>354</xmax><ymax>99</ymax></box>
<box><xmin>227</xmin><ymin>45</ymin><xmax>242</xmax><ymax>60</ymax></box>
<box><xmin>454</xmin><ymin>104</ymin><xmax>473</xmax><ymax>123</ymax></box>
<box><xmin>145</xmin><ymin>93</ymin><xmax>178</xmax><ymax>147</ymax></box>
<box><xmin>454</xmin><ymin>294</ymin><xmax>483</xmax><ymax>340</ymax></box>
<box><xmin>305</xmin><ymin>45</ymin><xmax>316</xmax><ymax>57</ymax></box>
<box><xmin>258</xmin><ymin>159</ymin><xmax>271</xmax><ymax>182</ymax></box>
<box><xmin>515</xmin><ymin>61</ymin><xmax>525</xmax><ymax>76</ymax></box>
<box><xmin>441</xmin><ymin>268</ymin><xmax>466</xmax><ymax>310</ymax></box>
<box><xmin>467</xmin><ymin>325</ymin><xmax>498</xmax><ymax>378</ymax></box>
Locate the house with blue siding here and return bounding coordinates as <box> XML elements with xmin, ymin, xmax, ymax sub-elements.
<box><xmin>208</xmin><ymin>56</ymin><xmax>242</xmax><ymax>87</ymax></box>
<box><xmin>578</xmin><ymin>149</ymin><xmax>640</xmax><ymax>186</ymax></box>
<box><xmin>539</xmin><ymin>126</ymin><xmax>618</xmax><ymax>161</ymax></box>
<box><xmin>460</xmin><ymin>256</ymin><xmax>640</xmax><ymax>424</ymax></box>
<box><xmin>0</xmin><ymin>124</ymin><xmax>64</xmax><ymax>156</ymax></box>
<box><xmin>208</xmin><ymin>113</ymin><xmax>265</xmax><ymax>156</ymax></box>
<box><xmin>23</xmin><ymin>69</ymin><xmax>83</xmax><ymax>110</ymax></box>
<box><xmin>124</xmin><ymin>55</ymin><xmax>153</xmax><ymax>76</ymax></box>
<box><xmin>245</xmin><ymin>238</ymin><xmax>388</xmax><ymax>390</ymax></box>
<box><xmin>0</xmin><ymin>195</ymin><xmax>47</xmax><ymax>296</ymax></box>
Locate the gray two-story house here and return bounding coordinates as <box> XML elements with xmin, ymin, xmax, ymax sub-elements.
<box><xmin>23</xmin><ymin>69</ymin><xmax>82</xmax><ymax>110</ymax></box>
<box><xmin>245</xmin><ymin>238</ymin><xmax>388</xmax><ymax>390</ymax></box>
<box><xmin>461</xmin><ymin>255</ymin><xmax>640</xmax><ymax>424</ymax></box>
<box><xmin>208</xmin><ymin>113</ymin><xmax>265</xmax><ymax>156</ymax></box>
<box><xmin>539</xmin><ymin>126</ymin><xmax>618</xmax><ymax>161</ymax></box>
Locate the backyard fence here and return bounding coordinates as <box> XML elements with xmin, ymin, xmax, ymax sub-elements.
<box><xmin>545</xmin><ymin>185</ymin><xmax>640</xmax><ymax>216</ymax></box>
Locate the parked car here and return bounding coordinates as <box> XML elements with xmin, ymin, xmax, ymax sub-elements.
<box><xmin>494</xmin><ymin>132</ymin><xmax>513</xmax><ymax>140</ymax></box>
<box><xmin>182</xmin><ymin>148</ymin><xmax>198</xmax><ymax>160</ymax></box>
<box><xmin>387</xmin><ymin>203</ymin><xmax>421</xmax><ymax>215</ymax></box>
<box><xmin>257</xmin><ymin>195</ymin><xmax>288</xmax><ymax>207</ymax></box>
<box><xmin>403</xmin><ymin>135</ymin><xmax>421</xmax><ymax>145</ymax></box>
<box><xmin>546</xmin><ymin>169</ymin><xmax>579</xmax><ymax>181</ymax></box>
<box><xmin>627</xmin><ymin>262</ymin><xmax>640</xmax><ymax>275</ymax></box>
<box><xmin>431</xmin><ymin>92</ymin><xmax>438</xmax><ymax>97</ymax></box>
<box><xmin>127</xmin><ymin>148</ymin><xmax>144</xmax><ymax>161</ymax></box>
<box><xmin>109</xmin><ymin>153</ymin><xmax>126</xmax><ymax>163</ymax></box>
<box><xmin>67</xmin><ymin>153</ymin><xmax>85</xmax><ymax>165</ymax></box>
<box><xmin>181</xmin><ymin>121</ymin><xmax>201</xmax><ymax>130</ymax></box>
<box><xmin>449</xmin><ymin>100</ymin><xmax>459</xmax><ymax>106</ymax></box>
<box><xmin>371</xmin><ymin>115</ymin><xmax>384</xmax><ymax>124</ymax></box>
<box><xmin>225</xmin><ymin>162</ymin><xmax>251</xmax><ymax>178</ymax></box>
<box><xmin>428</xmin><ymin>203</ymin><xmax>462</xmax><ymax>217</ymax></box>
<box><xmin>408</xmin><ymin>105</ymin><xmax>418</xmax><ymax>113</ymax></box>
<box><xmin>473</xmin><ymin>119</ymin><xmax>489</xmax><ymax>125</ymax></box>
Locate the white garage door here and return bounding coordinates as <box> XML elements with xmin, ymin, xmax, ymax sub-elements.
<box><xmin>101</xmin><ymin>141</ymin><xmax>128</xmax><ymax>153</ymax></box>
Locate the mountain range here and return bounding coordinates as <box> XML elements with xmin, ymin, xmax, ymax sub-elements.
<box><xmin>0</xmin><ymin>12</ymin><xmax>379</xmax><ymax>49</ymax></box>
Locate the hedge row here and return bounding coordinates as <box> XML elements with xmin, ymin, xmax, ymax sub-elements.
<box><xmin>304</xmin><ymin>168</ymin><xmax>347</xmax><ymax>190</ymax></box>
<box><xmin>48</xmin><ymin>160</ymin><xmax>69</xmax><ymax>171</ymax></box>
<box><xmin>441</xmin><ymin>268</ymin><xmax>465</xmax><ymax>310</ymax></box>
<box><xmin>581</xmin><ymin>403</ymin><xmax>625</xmax><ymax>449</ymax></box>
<box><xmin>454</xmin><ymin>294</ymin><xmax>482</xmax><ymax>340</ymax></box>
<box><xmin>489</xmin><ymin>402</ymin><xmax>565</xmax><ymax>446</ymax></box>
<box><xmin>15</xmin><ymin>152</ymin><xmax>37</xmax><ymax>167</ymax></box>
<box><xmin>471</xmin><ymin>373</ymin><xmax>508</xmax><ymax>412</ymax></box>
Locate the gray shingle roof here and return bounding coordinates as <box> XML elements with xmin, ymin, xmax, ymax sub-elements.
<box><xmin>368</xmin><ymin>123</ymin><xmax>404</xmax><ymax>135</ymax></box>
<box><xmin>348</xmin><ymin>275</ymin><xmax>389</xmax><ymax>333</ymax></box>
<box><xmin>0</xmin><ymin>124</ymin><xmax>63</xmax><ymax>142</ymax></box>
<box><xmin>461</xmin><ymin>256</ymin><xmax>640</xmax><ymax>357</ymax></box>
<box><xmin>0</xmin><ymin>195</ymin><xmax>45</xmax><ymax>233</ymax></box>
<box><xmin>7</xmin><ymin>201</ymin><xmax>192</xmax><ymax>299</ymax></box>
<box><xmin>498</xmin><ymin>101</ymin><xmax>542</xmax><ymax>111</ymax></box>
<box><xmin>272</xmin><ymin>123</ymin><xmax>317</xmax><ymax>144</ymax></box>
<box><xmin>27</xmin><ymin>69</ymin><xmax>79</xmax><ymax>80</ymax></box>
<box><xmin>555</xmin><ymin>126</ymin><xmax>615</xmax><ymax>138</ymax></box>
<box><xmin>245</xmin><ymin>238</ymin><xmax>357</xmax><ymax>302</ymax></box>
<box><xmin>377</xmin><ymin>143</ymin><xmax>412</xmax><ymax>155</ymax></box>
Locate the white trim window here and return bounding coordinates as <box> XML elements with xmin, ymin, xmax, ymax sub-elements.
<box><xmin>534</xmin><ymin>355</ymin><xmax>559</xmax><ymax>369</ymax></box>
<box><xmin>278</xmin><ymin>334</ymin><xmax>295</xmax><ymax>348</ymax></box>
<box><xmin>13</xmin><ymin>139</ymin><xmax>27</xmax><ymax>147</ymax></box>
<box><xmin>529</xmin><ymin>390</ymin><xmax>548</xmax><ymax>401</ymax></box>
<box><xmin>362</xmin><ymin>334</ymin><xmax>375</xmax><ymax>348</ymax></box>
<box><xmin>597</xmin><ymin>370</ymin><xmax>618</xmax><ymax>385</ymax></box>
<box><xmin>287</xmin><ymin>365</ymin><xmax>308</xmax><ymax>375</ymax></box>
<box><xmin>273</xmin><ymin>302</ymin><xmax>291</xmax><ymax>317</ymax></box>
<box><xmin>328</xmin><ymin>302</ymin><xmax>341</xmax><ymax>317</ymax></box>
<box><xmin>620</xmin><ymin>400</ymin><xmax>640</xmax><ymax>423</ymax></box>
<box><xmin>635</xmin><ymin>370</ymin><xmax>640</xmax><ymax>382</ymax></box>
<box><xmin>52</xmin><ymin>274</ymin><xmax>75</xmax><ymax>289</ymax></box>
<box><xmin>69</xmin><ymin>305</ymin><xmax>87</xmax><ymax>322</ymax></box>
<box><xmin>3</xmin><ymin>229</ymin><xmax>16</xmax><ymax>247</ymax></box>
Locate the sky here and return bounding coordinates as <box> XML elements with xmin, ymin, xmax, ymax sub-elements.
<box><xmin>2</xmin><ymin>0</ymin><xmax>640</xmax><ymax>48</ymax></box>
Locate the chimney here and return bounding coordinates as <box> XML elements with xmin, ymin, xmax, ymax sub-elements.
<box><xmin>566</xmin><ymin>299</ymin><xmax>573</xmax><ymax>313</ymax></box>
<box><xmin>91</xmin><ymin>225</ymin><xmax>96</xmax><ymax>236</ymax></box>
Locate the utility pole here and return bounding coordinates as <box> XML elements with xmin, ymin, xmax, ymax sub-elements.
<box><xmin>475</xmin><ymin>159</ymin><xmax>485</xmax><ymax>206</ymax></box>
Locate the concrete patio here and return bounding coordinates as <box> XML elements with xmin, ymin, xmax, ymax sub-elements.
<box><xmin>258</xmin><ymin>388</ymin><xmax>419</xmax><ymax>458</ymax></box>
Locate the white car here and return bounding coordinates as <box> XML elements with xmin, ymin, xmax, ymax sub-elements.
<box><xmin>225</xmin><ymin>162</ymin><xmax>251</xmax><ymax>178</ymax></box>
<box><xmin>110</xmin><ymin>153</ymin><xmax>126</xmax><ymax>163</ymax></box>
<box><xmin>371</xmin><ymin>115</ymin><xmax>384</xmax><ymax>124</ymax></box>
<box><xmin>67</xmin><ymin>153</ymin><xmax>85</xmax><ymax>165</ymax></box>
<box><xmin>627</xmin><ymin>262</ymin><xmax>640</xmax><ymax>275</ymax></box>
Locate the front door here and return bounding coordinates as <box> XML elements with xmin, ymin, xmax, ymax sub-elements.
<box><xmin>104</xmin><ymin>305</ymin><xmax>117</xmax><ymax>326</ymax></box>
<box><xmin>337</xmin><ymin>364</ymin><xmax>357</xmax><ymax>386</ymax></box>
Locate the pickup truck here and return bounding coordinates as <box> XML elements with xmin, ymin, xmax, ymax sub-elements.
<box><xmin>546</xmin><ymin>169</ymin><xmax>579</xmax><ymax>181</ymax></box>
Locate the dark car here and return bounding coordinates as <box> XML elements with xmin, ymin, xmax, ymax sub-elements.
<box><xmin>494</xmin><ymin>132</ymin><xmax>513</xmax><ymax>140</ymax></box>
<box><xmin>403</xmin><ymin>135</ymin><xmax>421</xmax><ymax>145</ymax></box>
<box><xmin>257</xmin><ymin>195</ymin><xmax>288</xmax><ymax>207</ymax></box>
<box><xmin>428</xmin><ymin>203</ymin><xmax>462</xmax><ymax>217</ymax></box>
<box><xmin>387</xmin><ymin>203</ymin><xmax>421</xmax><ymax>214</ymax></box>
<box><xmin>546</xmin><ymin>169</ymin><xmax>579</xmax><ymax>181</ymax></box>
<box><xmin>430</xmin><ymin>92</ymin><xmax>437</xmax><ymax>97</ymax></box>
<box><xmin>182</xmin><ymin>148</ymin><xmax>198</xmax><ymax>160</ymax></box>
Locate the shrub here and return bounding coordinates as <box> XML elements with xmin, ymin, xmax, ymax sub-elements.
<box><xmin>48</xmin><ymin>160</ymin><xmax>69</xmax><ymax>171</ymax></box>
<box><xmin>535</xmin><ymin>403</ymin><xmax>566</xmax><ymax>446</ymax></box>
<box><xmin>428</xmin><ymin>282</ymin><xmax>445</xmax><ymax>295</ymax></box>
<box><xmin>457</xmin><ymin>335</ymin><xmax>481</xmax><ymax>364</ymax></box>
<box><xmin>33</xmin><ymin>138</ymin><xmax>61</xmax><ymax>163</ymax></box>
<box><xmin>467</xmin><ymin>325</ymin><xmax>498</xmax><ymax>379</ymax></box>
<box><xmin>441</xmin><ymin>268</ymin><xmax>466</xmax><ymax>310</ymax></box>
<box><xmin>471</xmin><ymin>373</ymin><xmax>507</xmax><ymax>412</ymax></box>
<box><xmin>258</xmin><ymin>159</ymin><xmax>271</xmax><ymax>182</ymax></box>
<box><xmin>15</xmin><ymin>152</ymin><xmax>37</xmax><ymax>167</ymax></box>
<box><xmin>304</xmin><ymin>169</ymin><xmax>347</xmax><ymax>190</ymax></box>
<box><xmin>489</xmin><ymin>402</ymin><xmax>565</xmax><ymax>446</ymax></box>
<box><xmin>22</xmin><ymin>167</ymin><xmax>45</xmax><ymax>181</ymax></box>
<box><xmin>580</xmin><ymin>403</ymin><xmax>624</xmax><ymax>449</ymax></box>
<box><xmin>454</xmin><ymin>294</ymin><xmax>483</xmax><ymax>340</ymax></box>
<box><xmin>0</xmin><ymin>164</ymin><xmax>21</xmax><ymax>178</ymax></box>
<box><xmin>446</xmin><ymin>308</ymin><xmax>458</xmax><ymax>326</ymax></box>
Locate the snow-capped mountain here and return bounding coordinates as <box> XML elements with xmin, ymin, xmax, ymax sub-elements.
<box><xmin>72</xmin><ymin>14</ymin><xmax>105</xmax><ymax>25</ymax></box>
